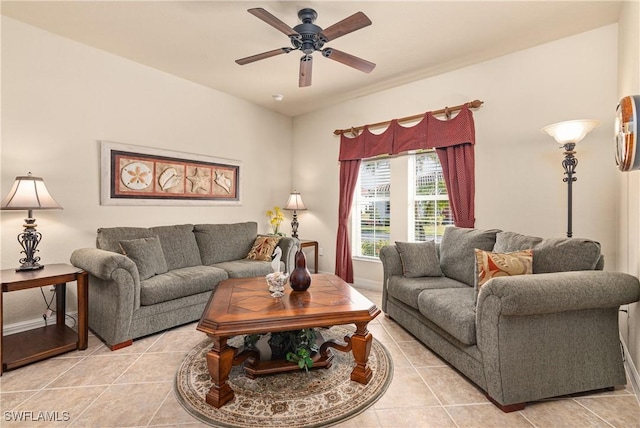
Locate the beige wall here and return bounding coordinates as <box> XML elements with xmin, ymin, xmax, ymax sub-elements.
<box><xmin>1</xmin><ymin>17</ymin><xmax>293</xmax><ymax>325</ymax></box>
<box><xmin>293</xmin><ymin>24</ymin><xmax>619</xmax><ymax>289</ymax></box>
<box><xmin>616</xmin><ymin>0</ymin><xmax>640</xmax><ymax>379</ymax></box>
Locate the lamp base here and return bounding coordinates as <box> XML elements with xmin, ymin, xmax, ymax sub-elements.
<box><xmin>16</xmin><ymin>263</ymin><xmax>44</xmax><ymax>272</ymax></box>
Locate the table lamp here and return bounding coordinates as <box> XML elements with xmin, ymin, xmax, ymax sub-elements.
<box><xmin>1</xmin><ymin>172</ymin><xmax>63</xmax><ymax>271</ymax></box>
<box><xmin>284</xmin><ymin>191</ymin><xmax>307</xmax><ymax>239</ymax></box>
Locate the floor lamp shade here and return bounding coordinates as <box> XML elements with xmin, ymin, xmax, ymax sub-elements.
<box><xmin>1</xmin><ymin>173</ymin><xmax>63</xmax><ymax>271</ymax></box>
<box><xmin>284</xmin><ymin>191</ymin><xmax>307</xmax><ymax>239</ymax></box>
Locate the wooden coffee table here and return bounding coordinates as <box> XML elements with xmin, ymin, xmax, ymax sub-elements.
<box><xmin>197</xmin><ymin>273</ymin><xmax>381</xmax><ymax>408</ymax></box>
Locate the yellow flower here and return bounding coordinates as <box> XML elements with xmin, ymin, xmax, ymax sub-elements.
<box><xmin>267</xmin><ymin>206</ymin><xmax>285</xmax><ymax>235</ymax></box>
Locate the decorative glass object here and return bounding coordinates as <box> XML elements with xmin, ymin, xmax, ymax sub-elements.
<box><xmin>266</xmin><ymin>271</ymin><xmax>288</xmax><ymax>297</ymax></box>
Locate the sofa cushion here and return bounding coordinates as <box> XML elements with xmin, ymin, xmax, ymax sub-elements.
<box><xmin>139</xmin><ymin>265</ymin><xmax>227</xmax><ymax>306</ymax></box>
<box><xmin>194</xmin><ymin>222</ymin><xmax>258</xmax><ymax>265</ymax></box>
<box><xmin>439</xmin><ymin>227</ymin><xmax>501</xmax><ymax>286</ymax></box>
<box><xmin>97</xmin><ymin>227</ymin><xmax>154</xmax><ymax>253</ymax></box>
<box><xmin>149</xmin><ymin>224</ymin><xmax>202</xmax><ymax>270</ymax></box>
<box><xmin>119</xmin><ymin>236</ymin><xmax>169</xmax><ymax>281</ymax></box>
<box><xmin>246</xmin><ymin>235</ymin><xmax>281</xmax><ymax>262</ymax></box>
<box><xmin>388</xmin><ymin>275</ymin><xmax>468</xmax><ymax>309</ymax></box>
<box><xmin>395</xmin><ymin>241</ymin><xmax>442</xmax><ymax>278</ymax></box>
<box><xmin>212</xmin><ymin>259</ymin><xmax>276</xmax><ymax>278</ymax></box>
<box><xmin>493</xmin><ymin>232</ymin><xmax>601</xmax><ymax>273</ymax></box>
<box><xmin>417</xmin><ymin>287</ymin><xmax>477</xmax><ymax>345</ymax></box>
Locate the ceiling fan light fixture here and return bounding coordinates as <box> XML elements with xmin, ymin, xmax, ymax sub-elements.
<box><xmin>236</xmin><ymin>7</ymin><xmax>375</xmax><ymax>88</ymax></box>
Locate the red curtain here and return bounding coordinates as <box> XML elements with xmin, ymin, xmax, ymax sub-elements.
<box><xmin>335</xmin><ymin>159</ymin><xmax>361</xmax><ymax>283</ymax></box>
<box><xmin>335</xmin><ymin>104</ymin><xmax>476</xmax><ymax>282</ymax></box>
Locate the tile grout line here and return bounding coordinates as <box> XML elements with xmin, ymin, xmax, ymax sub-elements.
<box><xmin>68</xmin><ymin>331</ymin><xmax>168</xmax><ymax>426</ymax></box>
<box><xmin>379</xmin><ymin>317</ymin><xmax>463</xmax><ymax>428</ymax></box>
<box><xmin>571</xmin><ymin>398</ymin><xmax>617</xmax><ymax>428</ymax></box>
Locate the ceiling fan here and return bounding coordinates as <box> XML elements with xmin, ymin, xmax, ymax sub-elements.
<box><xmin>235</xmin><ymin>7</ymin><xmax>376</xmax><ymax>87</ymax></box>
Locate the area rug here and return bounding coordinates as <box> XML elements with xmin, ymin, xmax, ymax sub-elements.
<box><xmin>174</xmin><ymin>326</ymin><xmax>393</xmax><ymax>428</ymax></box>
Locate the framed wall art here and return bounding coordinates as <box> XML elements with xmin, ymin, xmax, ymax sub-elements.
<box><xmin>100</xmin><ymin>141</ymin><xmax>241</xmax><ymax>206</ymax></box>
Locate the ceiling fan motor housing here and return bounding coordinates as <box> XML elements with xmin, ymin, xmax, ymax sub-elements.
<box><xmin>291</xmin><ymin>8</ymin><xmax>324</xmax><ymax>55</ymax></box>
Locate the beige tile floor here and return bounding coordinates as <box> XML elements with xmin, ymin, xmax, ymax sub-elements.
<box><xmin>1</xmin><ymin>288</ymin><xmax>639</xmax><ymax>427</ymax></box>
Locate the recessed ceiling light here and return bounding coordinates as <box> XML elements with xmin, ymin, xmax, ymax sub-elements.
<box><xmin>272</xmin><ymin>94</ymin><xmax>284</xmax><ymax>101</ymax></box>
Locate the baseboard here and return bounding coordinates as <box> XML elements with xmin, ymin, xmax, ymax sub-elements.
<box><xmin>621</xmin><ymin>336</ymin><xmax>640</xmax><ymax>403</ymax></box>
<box><xmin>315</xmin><ymin>270</ymin><xmax>382</xmax><ymax>291</ymax></box>
<box><xmin>351</xmin><ymin>277</ymin><xmax>382</xmax><ymax>291</ymax></box>
<box><xmin>3</xmin><ymin>312</ymin><xmax>78</xmax><ymax>335</ymax></box>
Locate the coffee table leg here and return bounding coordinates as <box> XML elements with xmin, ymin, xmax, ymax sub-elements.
<box><xmin>350</xmin><ymin>322</ymin><xmax>373</xmax><ymax>384</ymax></box>
<box><xmin>205</xmin><ymin>336</ymin><xmax>235</xmax><ymax>408</ymax></box>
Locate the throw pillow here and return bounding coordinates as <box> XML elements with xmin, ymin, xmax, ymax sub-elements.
<box><xmin>246</xmin><ymin>235</ymin><xmax>281</xmax><ymax>262</ymax></box>
<box><xmin>119</xmin><ymin>236</ymin><xmax>169</xmax><ymax>281</ymax></box>
<box><xmin>395</xmin><ymin>241</ymin><xmax>442</xmax><ymax>278</ymax></box>
<box><xmin>474</xmin><ymin>248</ymin><xmax>533</xmax><ymax>302</ymax></box>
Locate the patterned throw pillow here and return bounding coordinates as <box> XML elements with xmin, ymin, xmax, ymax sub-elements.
<box><xmin>474</xmin><ymin>248</ymin><xmax>533</xmax><ymax>302</ymax></box>
<box><xmin>246</xmin><ymin>235</ymin><xmax>281</xmax><ymax>262</ymax></box>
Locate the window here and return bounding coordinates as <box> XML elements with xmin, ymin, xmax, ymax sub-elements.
<box><xmin>411</xmin><ymin>151</ymin><xmax>452</xmax><ymax>242</ymax></box>
<box><xmin>352</xmin><ymin>158</ymin><xmax>391</xmax><ymax>258</ymax></box>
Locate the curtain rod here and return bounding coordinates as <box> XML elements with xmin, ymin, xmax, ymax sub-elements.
<box><xmin>333</xmin><ymin>99</ymin><xmax>484</xmax><ymax>136</ymax></box>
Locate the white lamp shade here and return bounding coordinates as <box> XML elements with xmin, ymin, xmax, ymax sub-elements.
<box><xmin>284</xmin><ymin>191</ymin><xmax>307</xmax><ymax>211</ymax></box>
<box><xmin>1</xmin><ymin>173</ymin><xmax>63</xmax><ymax>210</ymax></box>
<box><xmin>541</xmin><ymin>119</ymin><xmax>600</xmax><ymax>145</ymax></box>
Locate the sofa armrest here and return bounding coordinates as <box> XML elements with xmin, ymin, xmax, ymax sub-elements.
<box><xmin>477</xmin><ymin>271</ymin><xmax>640</xmax><ymax>316</ymax></box>
<box><xmin>70</xmin><ymin>248</ymin><xmax>142</xmax><ymax>347</ymax></box>
<box><xmin>277</xmin><ymin>237</ymin><xmax>300</xmax><ymax>274</ymax></box>
<box><xmin>71</xmin><ymin>248</ymin><xmax>139</xmax><ymax>282</ymax></box>
<box><xmin>476</xmin><ymin>270</ymin><xmax>640</xmax><ymax>406</ymax></box>
<box><xmin>379</xmin><ymin>245</ymin><xmax>404</xmax><ymax>312</ymax></box>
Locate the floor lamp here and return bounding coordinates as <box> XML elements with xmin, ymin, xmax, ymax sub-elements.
<box><xmin>542</xmin><ymin>119</ymin><xmax>599</xmax><ymax>238</ymax></box>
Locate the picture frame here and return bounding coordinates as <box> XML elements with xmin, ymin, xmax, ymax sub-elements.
<box><xmin>100</xmin><ymin>141</ymin><xmax>241</xmax><ymax>206</ymax></box>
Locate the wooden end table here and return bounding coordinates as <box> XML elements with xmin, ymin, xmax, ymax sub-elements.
<box><xmin>0</xmin><ymin>263</ymin><xmax>88</xmax><ymax>375</ymax></box>
<box><xmin>197</xmin><ymin>273</ymin><xmax>380</xmax><ymax>408</ymax></box>
<box><xmin>300</xmin><ymin>240</ymin><xmax>319</xmax><ymax>273</ymax></box>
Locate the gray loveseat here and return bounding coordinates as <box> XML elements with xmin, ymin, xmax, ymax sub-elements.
<box><xmin>380</xmin><ymin>226</ymin><xmax>640</xmax><ymax>411</ymax></box>
<box><xmin>71</xmin><ymin>222</ymin><xmax>299</xmax><ymax>350</ymax></box>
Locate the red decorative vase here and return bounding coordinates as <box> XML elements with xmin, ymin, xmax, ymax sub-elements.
<box><xmin>289</xmin><ymin>249</ymin><xmax>311</xmax><ymax>291</ymax></box>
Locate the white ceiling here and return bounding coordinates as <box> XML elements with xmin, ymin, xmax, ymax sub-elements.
<box><xmin>1</xmin><ymin>1</ymin><xmax>623</xmax><ymax>117</ymax></box>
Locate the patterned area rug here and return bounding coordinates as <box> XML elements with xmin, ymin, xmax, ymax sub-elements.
<box><xmin>175</xmin><ymin>326</ymin><xmax>393</xmax><ymax>428</ymax></box>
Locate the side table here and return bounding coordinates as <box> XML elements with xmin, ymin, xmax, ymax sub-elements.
<box><xmin>1</xmin><ymin>263</ymin><xmax>88</xmax><ymax>375</ymax></box>
<box><xmin>300</xmin><ymin>240</ymin><xmax>319</xmax><ymax>274</ymax></box>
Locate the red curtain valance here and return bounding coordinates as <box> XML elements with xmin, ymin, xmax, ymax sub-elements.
<box><xmin>338</xmin><ymin>103</ymin><xmax>475</xmax><ymax>161</ymax></box>
<box><xmin>335</xmin><ymin>103</ymin><xmax>478</xmax><ymax>283</ymax></box>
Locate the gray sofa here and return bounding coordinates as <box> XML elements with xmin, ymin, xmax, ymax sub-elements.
<box><xmin>380</xmin><ymin>226</ymin><xmax>640</xmax><ymax>411</ymax></box>
<box><xmin>70</xmin><ymin>222</ymin><xmax>299</xmax><ymax>350</ymax></box>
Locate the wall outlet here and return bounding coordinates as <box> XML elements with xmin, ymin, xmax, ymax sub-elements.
<box><xmin>319</xmin><ymin>247</ymin><xmax>324</xmax><ymax>256</ymax></box>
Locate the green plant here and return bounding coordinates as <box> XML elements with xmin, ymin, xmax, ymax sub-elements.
<box><xmin>247</xmin><ymin>328</ymin><xmax>319</xmax><ymax>371</ymax></box>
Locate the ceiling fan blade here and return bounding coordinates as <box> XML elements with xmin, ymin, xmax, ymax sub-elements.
<box><xmin>248</xmin><ymin>8</ymin><xmax>299</xmax><ymax>37</ymax></box>
<box><xmin>322</xmin><ymin>48</ymin><xmax>376</xmax><ymax>73</ymax></box>
<box><xmin>299</xmin><ymin>55</ymin><xmax>313</xmax><ymax>87</ymax></box>
<box><xmin>319</xmin><ymin>11</ymin><xmax>372</xmax><ymax>42</ymax></box>
<box><xmin>236</xmin><ymin>48</ymin><xmax>291</xmax><ymax>65</ymax></box>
